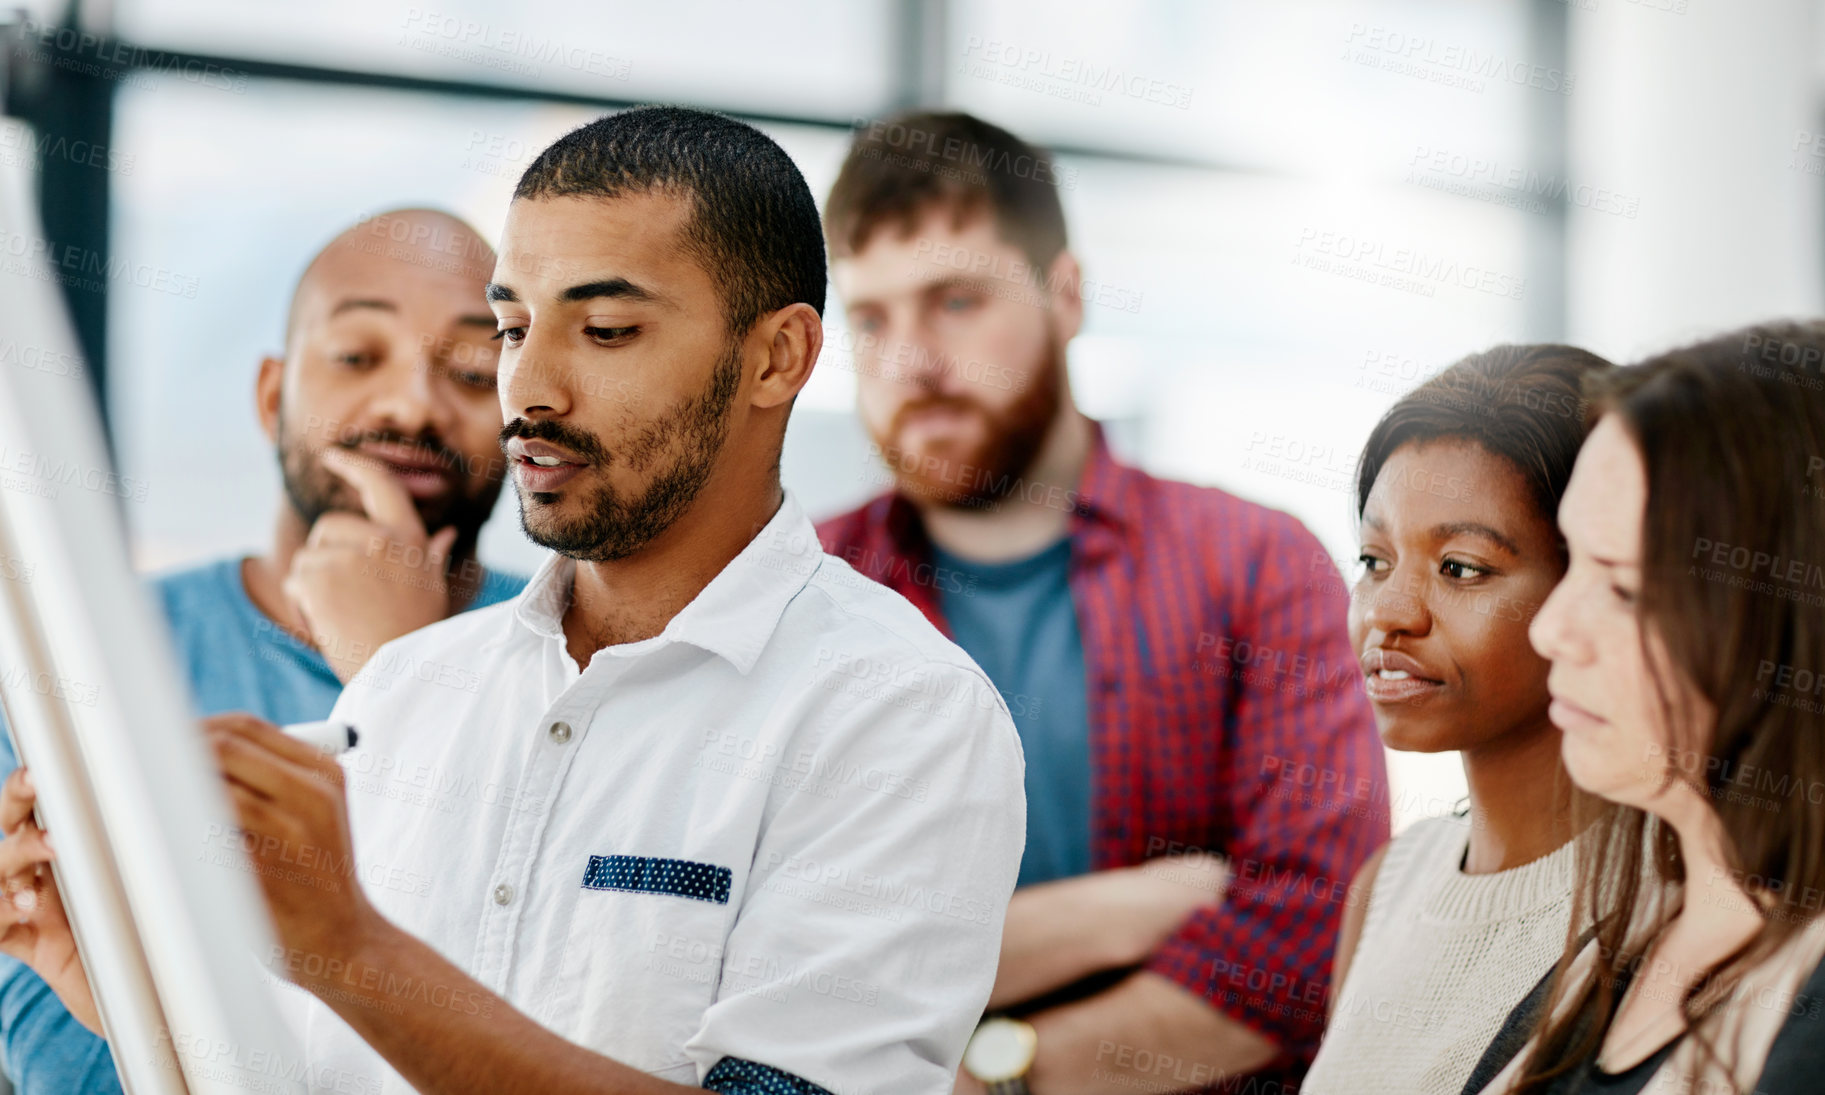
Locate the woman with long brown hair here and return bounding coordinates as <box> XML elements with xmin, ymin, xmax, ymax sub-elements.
<box><xmin>1474</xmin><ymin>320</ymin><xmax>1825</xmax><ymax>1094</ymax></box>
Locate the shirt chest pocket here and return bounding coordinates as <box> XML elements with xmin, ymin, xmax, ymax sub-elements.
<box><xmin>557</xmin><ymin>856</ymin><xmax>734</xmax><ymax>1076</ymax></box>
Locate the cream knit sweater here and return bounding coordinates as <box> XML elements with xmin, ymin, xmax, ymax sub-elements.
<box><xmin>1302</xmin><ymin>814</ymin><xmax>1576</xmax><ymax>1095</ymax></box>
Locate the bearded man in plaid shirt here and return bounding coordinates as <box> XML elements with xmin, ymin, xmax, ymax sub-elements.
<box><xmin>817</xmin><ymin>110</ymin><xmax>1389</xmax><ymax>1095</ymax></box>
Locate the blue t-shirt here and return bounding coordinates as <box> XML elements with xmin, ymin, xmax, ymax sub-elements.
<box><xmin>931</xmin><ymin>538</ymin><xmax>1092</xmax><ymax>888</ymax></box>
<box><xmin>0</xmin><ymin>556</ymin><xmax>525</xmax><ymax>1095</ymax></box>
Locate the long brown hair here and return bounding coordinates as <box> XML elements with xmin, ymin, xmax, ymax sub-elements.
<box><xmin>1514</xmin><ymin>320</ymin><xmax>1825</xmax><ymax>1092</ymax></box>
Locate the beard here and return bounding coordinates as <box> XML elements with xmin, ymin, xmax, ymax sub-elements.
<box><xmin>869</xmin><ymin>331</ymin><xmax>1065</xmax><ymax>510</ymax></box>
<box><xmin>276</xmin><ymin>414</ymin><xmax>501</xmax><ymax>538</ymax></box>
<box><xmin>502</xmin><ymin>341</ymin><xmax>742</xmax><ymax>563</ymax></box>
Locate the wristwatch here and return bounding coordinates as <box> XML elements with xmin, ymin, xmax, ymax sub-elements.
<box><xmin>962</xmin><ymin>1016</ymin><xmax>1038</xmax><ymax>1094</ymax></box>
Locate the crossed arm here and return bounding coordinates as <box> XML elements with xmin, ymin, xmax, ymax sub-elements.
<box><xmin>969</xmin><ymin>514</ymin><xmax>1389</xmax><ymax>1094</ymax></box>
<box><xmin>963</xmin><ymin>856</ymin><xmax>1278</xmax><ymax>1095</ymax></box>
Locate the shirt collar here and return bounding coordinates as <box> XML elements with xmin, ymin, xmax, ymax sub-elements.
<box><xmin>1071</xmin><ymin>421</ymin><xmax>1139</xmax><ymax>530</ymax></box>
<box><xmin>509</xmin><ymin>492</ymin><xmax>823</xmax><ymax>675</ymax></box>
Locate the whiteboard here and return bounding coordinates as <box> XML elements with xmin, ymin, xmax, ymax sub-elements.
<box><xmin>0</xmin><ymin>118</ymin><xmax>306</xmax><ymax>1095</ymax></box>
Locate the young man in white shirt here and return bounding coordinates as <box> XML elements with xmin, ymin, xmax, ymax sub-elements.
<box><xmin>0</xmin><ymin>106</ymin><xmax>1027</xmax><ymax>1095</ymax></box>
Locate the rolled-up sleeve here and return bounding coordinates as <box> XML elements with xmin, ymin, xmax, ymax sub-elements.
<box><xmin>1145</xmin><ymin>512</ymin><xmax>1388</xmax><ymax>1065</ymax></box>
<box><xmin>685</xmin><ymin>658</ymin><xmax>1025</xmax><ymax>1095</ymax></box>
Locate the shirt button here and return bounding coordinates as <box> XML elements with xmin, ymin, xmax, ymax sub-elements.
<box><xmin>548</xmin><ymin>721</ymin><xmax>572</xmax><ymax>744</ymax></box>
<box><xmin>493</xmin><ymin>883</ymin><xmax>514</xmax><ymax>906</ymax></box>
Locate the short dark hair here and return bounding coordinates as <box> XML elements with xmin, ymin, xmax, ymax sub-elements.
<box><xmin>515</xmin><ymin>105</ymin><xmax>826</xmax><ymax>335</ymax></box>
<box><xmin>1354</xmin><ymin>344</ymin><xmax>1615</xmax><ymax>526</ymax></box>
<box><xmin>825</xmin><ymin>110</ymin><xmax>1068</xmax><ymax>272</ymax></box>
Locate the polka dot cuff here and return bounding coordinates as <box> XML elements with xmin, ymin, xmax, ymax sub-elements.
<box><xmin>703</xmin><ymin>1056</ymin><xmax>835</xmax><ymax>1094</ymax></box>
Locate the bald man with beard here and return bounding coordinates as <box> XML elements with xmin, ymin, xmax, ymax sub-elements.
<box><xmin>0</xmin><ymin>208</ymin><xmax>527</xmax><ymax>1095</ymax></box>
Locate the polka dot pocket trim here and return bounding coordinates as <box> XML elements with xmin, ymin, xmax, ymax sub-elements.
<box><xmin>581</xmin><ymin>854</ymin><xmax>732</xmax><ymax>905</ymax></box>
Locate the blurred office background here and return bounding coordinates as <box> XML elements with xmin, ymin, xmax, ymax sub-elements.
<box><xmin>6</xmin><ymin>0</ymin><xmax>1824</xmax><ymax>836</ymax></box>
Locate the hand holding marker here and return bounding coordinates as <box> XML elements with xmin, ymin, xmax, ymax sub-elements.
<box><xmin>281</xmin><ymin>720</ymin><xmax>359</xmax><ymax>755</ymax></box>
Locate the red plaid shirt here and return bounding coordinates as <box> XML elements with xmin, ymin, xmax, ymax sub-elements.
<box><xmin>816</xmin><ymin>426</ymin><xmax>1389</xmax><ymax>1079</ymax></box>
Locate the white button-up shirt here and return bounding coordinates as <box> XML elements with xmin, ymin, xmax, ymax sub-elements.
<box><xmin>296</xmin><ymin>493</ymin><xmax>1025</xmax><ymax>1094</ymax></box>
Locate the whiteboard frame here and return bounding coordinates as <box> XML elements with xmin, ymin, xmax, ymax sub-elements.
<box><xmin>0</xmin><ymin>118</ymin><xmax>306</xmax><ymax>1095</ymax></box>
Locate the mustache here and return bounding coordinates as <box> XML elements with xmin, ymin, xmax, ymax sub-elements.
<box><xmin>330</xmin><ymin>427</ymin><xmax>463</xmax><ymax>475</ymax></box>
<box><xmin>890</xmin><ymin>393</ymin><xmax>989</xmax><ymax>434</ymax></box>
<box><xmin>499</xmin><ymin>417</ymin><xmax>614</xmax><ymax>465</ymax></box>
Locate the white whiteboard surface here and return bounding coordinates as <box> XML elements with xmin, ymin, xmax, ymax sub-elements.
<box><xmin>0</xmin><ymin>118</ymin><xmax>306</xmax><ymax>1095</ymax></box>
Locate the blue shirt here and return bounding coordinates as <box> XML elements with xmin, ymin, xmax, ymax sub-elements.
<box><xmin>931</xmin><ymin>538</ymin><xmax>1092</xmax><ymax>888</ymax></box>
<box><xmin>0</xmin><ymin>556</ymin><xmax>525</xmax><ymax>1095</ymax></box>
